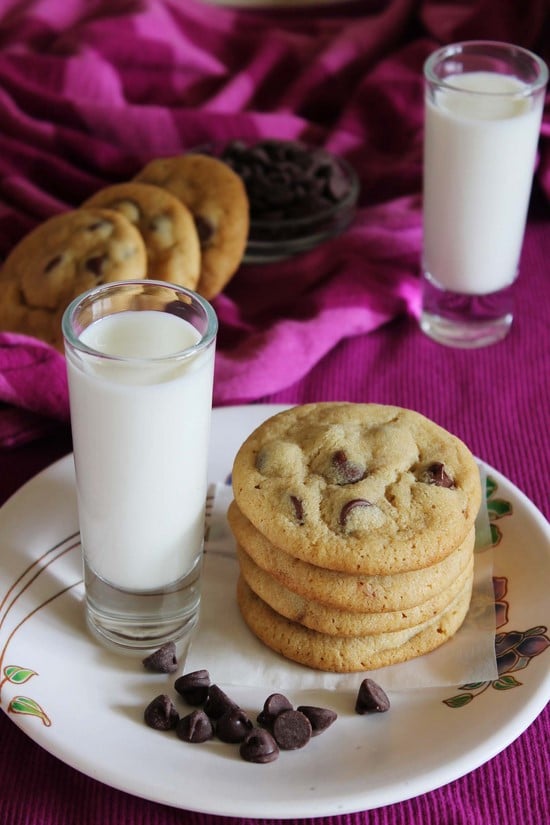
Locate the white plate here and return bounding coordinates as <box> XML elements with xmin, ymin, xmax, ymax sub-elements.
<box><xmin>0</xmin><ymin>405</ymin><xmax>549</xmax><ymax>818</ymax></box>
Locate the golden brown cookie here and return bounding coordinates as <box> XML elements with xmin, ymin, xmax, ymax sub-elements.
<box><xmin>228</xmin><ymin>500</ymin><xmax>475</xmax><ymax>613</ymax></box>
<box><xmin>0</xmin><ymin>208</ymin><xmax>147</xmax><ymax>350</ymax></box>
<box><xmin>82</xmin><ymin>182</ymin><xmax>201</xmax><ymax>288</ymax></box>
<box><xmin>237</xmin><ymin>542</ymin><xmax>474</xmax><ymax>636</ymax></box>
<box><xmin>237</xmin><ymin>574</ymin><xmax>473</xmax><ymax>673</ymax></box>
<box><xmin>231</xmin><ymin>403</ymin><xmax>482</xmax><ymax>575</ymax></box>
<box><xmin>134</xmin><ymin>153</ymin><xmax>249</xmax><ymax>299</ymax></box>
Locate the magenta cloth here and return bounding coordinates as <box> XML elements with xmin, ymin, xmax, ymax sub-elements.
<box><xmin>0</xmin><ymin>0</ymin><xmax>549</xmax><ymax>444</ymax></box>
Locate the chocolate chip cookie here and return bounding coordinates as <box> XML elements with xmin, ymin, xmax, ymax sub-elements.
<box><xmin>83</xmin><ymin>182</ymin><xmax>201</xmax><ymax>288</ymax></box>
<box><xmin>0</xmin><ymin>208</ymin><xmax>147</xmax><ymax>350</ymax></box>
<box><xmin>134</xmin><ymin>153</ymin><xmax>249</xmax><ymax>300</ymax></box>
<box><xmin>231</xmin><ymin>403</ymin><xmax>482</xmax><ymax>575</ymax></box>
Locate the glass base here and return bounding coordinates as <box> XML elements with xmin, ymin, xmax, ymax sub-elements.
<box><xmin>84</xmin><ymin>555</ymin><xmax>202</xmax><ymax>654</ymax></box>
<box><xmin>420</xmin><ymin>274</ymin><xmax>514</xmax><ymax>348</ymax></box>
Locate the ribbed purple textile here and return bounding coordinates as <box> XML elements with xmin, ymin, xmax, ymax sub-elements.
<box><xmin>0</xmin><ymin>1</ymin><xmax>548</xmax><ymax>823</ymax></box>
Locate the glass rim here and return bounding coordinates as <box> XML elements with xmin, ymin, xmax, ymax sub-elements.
<box><xmin>424</xmin><ymin>40</ymin><xmax>549</xmax><ymax>97</ymax></box>
<box><xmin>62</xmin><ymin>279</ymin><xmax>218</xmax><ymax>364</ymax></box>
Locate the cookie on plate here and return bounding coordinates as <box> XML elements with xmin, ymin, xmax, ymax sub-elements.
<box><xmin>237</xmin><ymin>542</ymin><xmax>474</xmax><ymax>636</ymax></box>
<box><xmin>228</xmin><ymin>500</ymin><xmax>475</xmax><ymax>613</ymax></box>
<box><xmin>134</xmin><ymin>153</ymin><xmax>249</xmax><ymax>300</ymax></box>
<box><xmin>0</xmin><ymin>208</ymin><xmax>147</xmax><ymax>350</ymax></box>
<box><xmin>231</xmin><ymin>403</ymin><xmax>482</xmax><ymax>575</ymax></box>
<box><xmin>237</xmin><ymin>574</ymin><xmax>474</xmax><ymax>673</ymax></box>
<box><xmin>82</xmin><ymin>182</ymin><xmax>201</xmax><ymax>288</ymax></box>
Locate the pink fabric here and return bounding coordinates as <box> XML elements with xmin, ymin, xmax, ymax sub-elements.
<box><xmin>0</xmin><ymin>0</ymin><xmax>549</xmax><ymax>444</ymax></box>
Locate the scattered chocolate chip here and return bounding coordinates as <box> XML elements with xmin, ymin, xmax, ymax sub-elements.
<box><xmin>421</xmin><ymin>462</ymin><xmax>455</xmax><ymax>488</ymax></box>
<box><xmin>216</xmin><ymin>707</ymin><xmax>254</xmax><ymax>743</ymax></box>
<box><xmin>142</xmin><ymin>641</ymin><xmax>178</xmax><ymax>673</ymax></box>
<box><xmin>272</xmin><ymin>709</ymin><xmax>312</xmax><ymax>750</ymax></box>
<box><xmin>355</xmin><ymin>678</ymin><xmax>390</xmax><ymax>714</ymax></box>
<box><xmin>144</xmin><ymin>694</ymin><xmax>179</xmax><ymax>730</ymax></box>
<box><xmin>203</xmin><ymin>684</ymin><xmax>238</xmax><ymax>720</ymax></box>
<box><xmin>240</xmin><ymin>728</ymin><xmax>280</xmax><ymax>764</ymax></box>
<box><xmin>257</xmin><ymin>692</ymin><xmax>293</xmax><ymax>728</ymax></box>
<box><xmin>290</xmin><ymin>495</ymin><xmax>304</xmax><ymax>524</ymax></box>
<box><xmin>174</xmin><ymin>669</ymin><xmax>211</xmax><ymax>705</ymax></box>
<box><xmin>296</xmin><ymin>705</ymin><xmax>337</xmax><ymax>735</ymax></box>
<box><xmin>331</xmin><ymin>450</ymin><xmax>365</xmax><ymax>485</ymax></box>
<box><xmin>176</xmin><ymin>709</ymin><xmax>214</xmax><ymax>743</ymax></box>
<box><xmin>339</xmin><ymin>498</ymin><xmax>373</xmax><ymax>526</ymax></box>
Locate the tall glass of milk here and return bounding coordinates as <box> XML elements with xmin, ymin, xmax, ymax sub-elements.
<box><xmin>62</xmin><ymin>280</ymin><xmax>217</xmax><ymax>654</ymax></box>
<box><xmin>421</xmin><ymin>41</ymin><xmax>547</xmax><ymax>347</ymax></box>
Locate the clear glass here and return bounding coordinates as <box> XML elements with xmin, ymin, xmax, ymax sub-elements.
<box><xmin>62</xmin><ymin>280</ymin><xmax>217</xmax><ymax>653</ymax></box>
<box><xmin>420</xmin><ymin>40</ymin><xmax>548</xmax><ymax>347</ymax></box>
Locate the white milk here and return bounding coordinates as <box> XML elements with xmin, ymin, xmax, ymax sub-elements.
<box><xmin>423</xmin><ymin>71</ymin><xmax>544</xmax><ymax>295</ymax></box>
<box><xmin>66</xmin><ymin>310</ymin><xmax>215</xmax><ymax>591</ymax></box>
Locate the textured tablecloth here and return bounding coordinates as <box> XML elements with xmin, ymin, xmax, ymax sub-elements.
<box><xmin>0</xmin><ymin>0</ymin><xmax>549</xmax><ymax>823</ymax></box>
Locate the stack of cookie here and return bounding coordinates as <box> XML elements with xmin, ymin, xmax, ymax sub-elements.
<box><xmin>228</xmin><ymin>403</ymin><xmax>482</xmax><ymax>673</ymax></box>
<box><xmin>0</xmin><ymin>153</ymin><xmax>249</xmax><ymax>350</ymax></box>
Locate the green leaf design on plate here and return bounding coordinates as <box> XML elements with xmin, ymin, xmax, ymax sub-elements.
<box><xmin>8</xmin><ymin>695</ymin><xmax>51</xmax><ymax>726</ymax></box>
<box><xmin>493</xmin><ymin>675</ymin><xmax>522</xmax><ymax>690</ymax></box>
<box><xmin>443</xmin><ymin>693</ymin><xmax>474</xmax><ymax>709</ymax></box>
<box><xmin>3</xmin><ymin>665</ymin><xmax>38</xmax><ymax>685</ymax></box>
<box><xmin>487</xmin><ymin>498</ymin><xmax>513</xmax><ymax>520</ymax></box>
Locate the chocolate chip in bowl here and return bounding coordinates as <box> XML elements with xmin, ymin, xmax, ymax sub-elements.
<box><xmin>199</xmin><ymin>139</ymin><xmax>359</xmax><ymax>263</ymax></box>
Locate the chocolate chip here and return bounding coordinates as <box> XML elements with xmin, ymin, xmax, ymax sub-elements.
<box><xmin>194</xmin><ymin>214</ymin><xmax>215</xmax><ymax>246</ymax></box>
<box><xmin>174</xmin><ymin>669</ymin><xmax>211</xmax><ymax>705</ymax></box>
<box><xmin>85</xmin><ymin>254</ymin><xmax>108</xmax><ymax>277</ymax></box>
<box><xmin>142</xmin><ymin>641</ymin><xmax>178</xmax><ymax>673</ymax></box>
<box><xmin>272</xmin><ymin>709</ymin><xmax>312</xmax><ymax>750</ymax></box>
<box><xmin>44</xmin><ymin>254</ymin><xmax>63</xmax><ymax>273</ymax></box>
<box><xmin>331</xmin><ymin>450</ymin><xmax>365</xmax><ymax>485</ymax></box>
<box><xmin>296</xmin><ymin>705</ymin><xmax>337</xmax><ymax>735</ymax></box>
<box><xmin>176</xmin><ymin>709</ymin><xmax>214</xmax><ymax>743</ymax></box>
<box><xmin>216</xmin><ymin>707</ymin><xmax>254</xmax><ymax>743</ymax></box>
<box><xmin>290</xmin><ymin>495</ymin><xmax>304</xmax><ymax>524</ymax></box>
<box><xmin>257</xmin><ymin>692</ymin><xmax>293</xmax><ymax>728</ymax></box>
<box><xmin>421</xmin><ymin>462</ymin><xmax>455</xmax><ymax>488</ymax></box>
<box><xmin>339</xmin><ymin>498</ymin><xmax>372</xmax><ymax>526</ymax></box>
<box><xmin>86</xmin><ymin>220</ymin><xmax>111</xmax><ymax>232</ymax></box>
<box><xmin>144</xmin><ymin>694</ymin><xmax>179</xmax><ymax>730</ymax></box>
<box><xmin>203</xmin><ymin>684</ymin><xmax>238</xmax><ymax>720</ymax></box>
<box><xmin>240</xmin><ymin>728</ymin><xmax>280</xmax><ymax>763</ymax></box>
<box><xmin>355</xmin><ymin>678</ymin><xmax>390</xmax><ymax>714</ymax></box>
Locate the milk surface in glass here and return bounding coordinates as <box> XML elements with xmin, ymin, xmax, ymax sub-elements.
<box><xmin>423</xmin><ymin>71</ymin><xmax>544</xmax><ymax>295</ymax></box>
<box><xmin>66</xmin><ymin>310</ymin><xmax>214</xmax><ymax>591</ymax></box>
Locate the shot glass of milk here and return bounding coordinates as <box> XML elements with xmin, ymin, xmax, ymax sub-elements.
<box><xmin>62</xmin><ymin>280</ymin><xmax>217</xmax><ymax>654</ymax></box>
<box><xmin>421</xmin><ymin>41</ymin><xmax>547</xmax><ymax>347</ymax></box>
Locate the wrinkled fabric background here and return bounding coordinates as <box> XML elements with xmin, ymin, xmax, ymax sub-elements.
<box><xmin>0</xmin><ymin>0</ymin><xmax>548</xmax><ymax>442</ymax></box>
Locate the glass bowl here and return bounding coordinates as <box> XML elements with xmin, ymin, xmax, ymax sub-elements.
<box><xmin>197</xmin><ymin>140</ymin><xmax>360</xmax><ymax>264</ymax></box>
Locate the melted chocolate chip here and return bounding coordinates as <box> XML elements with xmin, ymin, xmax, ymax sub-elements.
<box><xmin>194</xmin><ymin>214</ymin><xmax>215</xmax><ymax>246</ymax></box>
<box><xmin>272</xmin><ymin>709</ymin><xmax>312</xmax><ymax>750</ymax></box>
<box><xmin>331</xmin><ymin>450</ymin><xmax>365</xmax><ymax>485</ymax></box>
<box><xmin>142</xmin><ymin>641</ymin><xmax>178</xmax><ymax>673</ymax></box>
<box><xmin>216</xmin><ymin>707</ymin><xmax>254</xmax><ymax>743</ymax></box>
<box><xmin>174</xmin><ymin>669</ymin><xmax>211</xmax><ymax>705</ymax></box>
<box><xmin>44</xmin><ymin>254</ymin><xmax>63</xmax><ymax>273</ymax></box>
<box><xmin>355</xmin><ymin>678</ymin><xmax>390</xmax><ymax>714</ymax></box>
<box><xmin>85</xmin><ymin>254</ymin><xmax>108</xmax><ymax>276</ymax></box>
<box><xmin>176</xmin><ymin>709</ymin><xmax>214</xmax><ymax>743</ymax></box>
<box><xmin>339</xmin><ymin>498</ymin><xmax>372</xmax><ymax>526</ymax></box>
<box><xmin>240</xmin><ymin>728</ymin><xmax>280</xmax><ymax>764</ymax></box>
<box><xmin>421</xmin><ymin>462</ymin><xmax>454</xmax><ymax>488</ymax></box>
<box><xmin>296</xmin><ymin>705</ymin><xmax>337</xmax><ymax>735</ymax></box>
<box><xmin>290</xmin><ymin>495</ymin><xmax>304</xmax><ymax>524</ymax></box>
<box><xmin>144</xmin><ymin>694</ymin><xmax>179</xmax><ymax>730</ymax></box>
